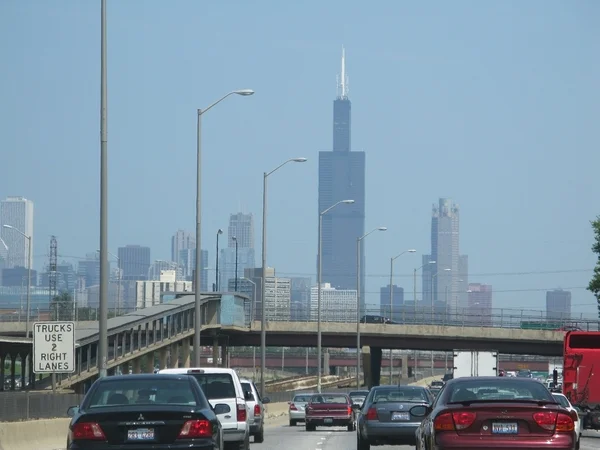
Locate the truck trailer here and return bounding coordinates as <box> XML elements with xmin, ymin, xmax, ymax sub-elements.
<box><xmin>452</xmin><ymin>350</ymin><xmax>498</xmax><ymax>378</ymax></box>
<box><xmin>563</xmin><ymin>331</ymin><xmax>600</xmax><ymax>430</ymax></box>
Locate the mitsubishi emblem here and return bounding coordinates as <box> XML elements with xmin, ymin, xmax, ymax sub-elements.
<box><xmin>138</xmin><ymin>414</ymin><xmax>145</xmax><ymax>421</ymax></box>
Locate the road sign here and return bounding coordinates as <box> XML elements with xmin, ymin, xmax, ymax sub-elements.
<box><xmin>33</xmin><ymin>321</ymin><xmax>75</xmax><ymax>374</ymax></box>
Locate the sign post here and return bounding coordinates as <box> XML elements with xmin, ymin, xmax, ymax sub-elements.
<box><xmin>33</xmin><ymin>322</ymin><xmax>76</xmax><ymax>380</ymax></box>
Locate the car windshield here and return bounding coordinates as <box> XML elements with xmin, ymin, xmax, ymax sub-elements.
<box><xmin>371</xmin><ymin>387</ymin><xmax>428</xmax><ymax>403</ymax></box>
<box><xmin>293</xmin><ymin>395</ymin><xmax>312</xmax><ymax>403</ymax></box>
<box><xmin>310</xmin><ymin>394</ymin><xmax>348</xmax><ymax>404</ymax></box>
<box><xmin>86</xmin><ymin>378</ymin><xmax>197</xmax><ymax>408</ymax></box>
<box><xmin>188</xmin><ymin>373</ymin><xmax>236</xmax><ymax>400</ymax></box>
<box><xmin>447</xmin><ymin>379</ymin><xmax>555</xmax><ymax>403</ymax></box>
<box><xmin>553</xmin><ymin>394</ymin><xmax>570</xmax><ymax>407</ymax></box>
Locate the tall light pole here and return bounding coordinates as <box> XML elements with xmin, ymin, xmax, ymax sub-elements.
<box><xmin>317</xmin><ymin>199</ymin><xmax>355</xmax><ymax>393</ymax></box>
<box><xmin>193</xmin><ymin>88</ymin><xmax>254</xmax><ymax>368</ymax></box>
<box><xmin>388</xmin><ymin>249</ymin><xmax>416</xmax><ymax>382</ymax></box>
<box><xmin>260</xmin><ymin>157</ymin><xmax>307</xmax><ymax>397</ymax></box>
<box><xmin>96</xmin><ymin>250</ymin><xmax>120</xmax><ymax>315</ymax></box>
<box><xmin>355</xmin><ymin>226</ymin><xmax>387</xmax><ymax>388</ymax></box>
<box><xmin>232</xmin><ymin>236</ymin><xmax>239</xmax><ymax>291</ymax></box>
<box><xmin>215</xmin><ymin>229</ymin><xmax>223</xmax><ymax>291</ymax></box>
<box><xmin>2</xmin><ymin>225</ymin><xmax>32</xmax><ymax>337</ymax></box>
<box><xmin>413</xmin><ymin>260</ymin><xmax>436</xmax><ymax>320</ymax></box>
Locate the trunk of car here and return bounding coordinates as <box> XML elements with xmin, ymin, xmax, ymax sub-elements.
<box><xmin>373</xmin><ymin>402</ymin><xmax>425</xmax><ymax>423</ymax></box>
<box><xmin>307</xmin><ymin>403</ymin><xmax>350</xmax><ymax>417</ymax></box>
<box><xmin>81</xmin><ymin>407</ymin><xmax>193</xmax><ymax>445</ymax></box>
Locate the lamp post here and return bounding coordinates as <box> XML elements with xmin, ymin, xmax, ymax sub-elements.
<box><xmin>260</xmin><ymin>157</ymin><xmax>308</xmax><ymax>397</ymax></box>
<box><xmin>2</xmin><ymin>225</ymin><xmax>32</xmax><ymax>338</ymax></box>
<box><xmin>388</xmin><ymin>249</ymin><xmax>416</xmax><ymax>382</ymax></box>
<box><xmin>193</xmin><ymin>88</ymin><xmax>254</xmax><ymax>368</ymax></box>
<box><xmin>232</xmin><ymin>236</ymin><xmax>239</xmax><ymax>291</ymax></box>
<box><xmin>317</xmin><ymin>199</ymin><xmax>355</xmax><ymax>393</ymax></box>
<box><xmin>413</xmin><ymin>260</ymin><xmax>436</xmax><ymax>321</ymax></box>
<box><xmin>215</xmin><ymin>229</ymin><xmax>223</xmax><ymax>291</ymax></box>
<box><xmin>355</xmin><ymin>226</ymin><xmax>387</xmax><ymax>388</ymax></box>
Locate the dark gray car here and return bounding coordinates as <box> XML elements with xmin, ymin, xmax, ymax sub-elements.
<box><xmin>356</xmin><ymin>385</ymin><xmax>433</xmax><ymax>449</ymax></box>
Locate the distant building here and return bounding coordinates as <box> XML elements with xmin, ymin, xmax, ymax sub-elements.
<box><xmin>1</xmin><ymin>266</ymin><xmax>38</xmax><ymax>287</ymax></box>
<box><xmin>171</xmin><ymin>230</ymin><xmax>195</xmax><ymax>263</ymax></box>
<box><xmin>467</xmin><ymin>283</ymin><xmax>493</xmax><ymax>326</ymax></box>
<box><xmin>179</xmin><ymin>248</ymin><xmax>208</xmax><ymax>291</ymax></box>
<box><xmin>310</xmin><ymin>283</ymin><xmax>357</xmax><ymax>323</ymax></box>
<box><xmin>77</xmin><ymin>253</ymin><xmax>100</xmax><ymax>288</ymax></box>
<box><xmin>220</xmin><ymin>212</ymin><xmax>255</xmax><ymax>291</ymax></box>
<box><xmin>379</xmin><ymin>284</ymin><xmax>404</xmax><ymax>321</ymax></box>
<box><xmin>118</xmin><ymin>245</ymin><xmax>151</xmax><ymax>281</ymax></box>
<box><xmin>243</xmin><ymin>267</ymin><xmax>291</xmax><ymax>321</ymax></box>
<box><xmin>135</xmin><ymin>270</ymin><xmax>192</xmax><ymax>309</ymax></box>
<box><xmin>290</xmin><ymin>277</ymin><xmax>312</xmax><ymax>321</ymax></box>
<box><xmin>0</xmin><ymin>196</ymin><xmax>34</xmax><ymax>269</ymax></box>
<box><xmin>546</xmin><ymin>289</ymin><xmax>571</xmax><ymax>320</ymax></box>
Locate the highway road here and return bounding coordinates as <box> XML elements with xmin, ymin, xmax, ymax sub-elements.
<box><xmin>257</xmin><ymin>417</ymin><xmax>600</xmax><ymax>450</ymax></box>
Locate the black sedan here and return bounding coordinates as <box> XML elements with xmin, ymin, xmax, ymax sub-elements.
<box><xmin>66</xmin><ymin>373</ymin><xmax>224</xmax><ymax>449</ymax></box>
<box><xmin>356</xmin><ymin>385</ymin><xmax>433</xmax><ymax>449</ymax></box>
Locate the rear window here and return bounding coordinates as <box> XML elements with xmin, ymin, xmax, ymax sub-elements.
<box><xmin>447</xmin><ymin>379</ymin><xmax>554</xmax><ymax>403</ymax></box>
<box><xmin>310</xmin><ymin>394</ymin><xmax>349</xmax><ymax>404</ymax></box>
<box><xmin>293</xmin><ymin>395</ymin><xmax>312</xmax><ymax>402</ymax></box>
<box><xmin>371</xmin><ymin>387</ymin><xmax>429</xmax><ymax>403</ymax></box>
<box><xmin>86</xmin><ymin>378</ymin><xmax>198</xmax><ymax>408</ymax></box>
<box><xmin>553</xmin><ymin>394</ymin><xmax>570</xmax><ymax>407</ymax></box>
<box><xmin>189</xmin><ymin>373</ymin><xmax>236</xmax><ymax>400</ymax></box>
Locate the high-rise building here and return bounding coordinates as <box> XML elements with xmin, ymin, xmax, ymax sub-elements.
<box><xmin>422</xmin><ymin>198</ymin><xmax>468</xmax><ymax>315</ymax></box>
<box><xmin>118</xmin><ymin>245</ymin><xmax>151</xmax><ymax>281</ymax></box>
<box><xmin>0</xmin><ymin>196</ymin><xmax>34</xmax><ymax>269</ymax></box>
<box><xmin>310</xmin><ymin>283</ymin><xmax>357</xmax><ymax>323</ymax></box>
<box><xmin>379</xmin><ymin>284</ymin><xmax>404</xmax><ymax>321</ymax></box>
<box><xmin>171</xmin><ymin>230</ymin><xmax>195</xmax><ymax>263</ymax></box>
<box><xmin>467</xmin><ymin>283</ymin><xmax>493</xmax><ymax>326</ymax></box>
<box><xmin>77</xmin><ymin>252</ymin><xmax>100</xmax><ymax>288</ymax></box>
<box><xmin>546</xmin><ymin>289</ymin><xmax>571</xmax><ymax>320</ymax></box>
<box><xmin>243</xmin><ymin>267</ymin><xmax>291</xmax><ymax>321</ymax></box>
<box><xmin>220</xmin><ymin>212</ymin><xmax>255</xmax><ymax>291</ymax></box>
<box><xmin>290</xmin><ymin>277</ymin><xmax>312</xmax><ymax>321</ymax></box>
<box><xmin>179</xmin><ymin>248</ymin><xmax>208</xmax><ymax>291</ymax></box>
<box><xmin>318</xmin><ymin>48</ymin><xmax>366</xmax><ymax>308</ymax></box>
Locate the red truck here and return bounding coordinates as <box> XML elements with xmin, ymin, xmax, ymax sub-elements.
<box><xmin>563</xmin><ymin>330</ymin><xmax>600</xmax><ymax>430</ymax></box>
<box><xmin>304</xmin><ymin>393</ymin><xmax>355</xmax><ymax>432</ymax></box>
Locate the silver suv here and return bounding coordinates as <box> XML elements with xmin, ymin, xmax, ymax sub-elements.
<box><xmin>240</xmin><ymin>378</ymin><xmax>270</xmax><ymax>443</ymax></box>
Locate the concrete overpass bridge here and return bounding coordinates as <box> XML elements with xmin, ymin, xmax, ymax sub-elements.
<box><xmin>1</xmin><ymin>294</ymin><xmax>595</xmax><ymax>391</ymax></box>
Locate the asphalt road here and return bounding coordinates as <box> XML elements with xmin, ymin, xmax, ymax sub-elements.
<box><xmin>257</xmin><ymin>418</ymin><xmax>600</xmax><ymax>450</ymax></box>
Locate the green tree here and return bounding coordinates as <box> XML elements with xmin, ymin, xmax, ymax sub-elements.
<box><xmin>588</xmin><ymin>216</ymin><xmax>600</xmax><ymax>319</ymax></box>
<box><xmin>51</xmin><ymin>291</ymin><xmax>74</xmax><ymax>321</ymax></box>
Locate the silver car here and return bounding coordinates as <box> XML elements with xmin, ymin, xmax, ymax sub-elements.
<box><xmin>288</xmin><ymin>393</ymin><xmax>313</xmax><ymax>426</ymax></box>
<box><xmin>240</xmin><ymin>378</ymin><xmax>270</xmax><ymax>443</ymax></box>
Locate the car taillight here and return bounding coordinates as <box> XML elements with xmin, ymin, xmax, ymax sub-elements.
<box><xmin>434</xmin><ymin>413</ymin><xmax>454</xmax><ymax>431</ymax></box>
<box><xmin>347</xmin><ymin>406</ymin><xmax>352</xmax><ymax>415</ymax></box>
<box><xmin>177</xmin><ymin>419</ymin><xmax>212</xmax><ymax>438</ymax></box>
<box><xmin>452</xmin><ymin>412</ymin><xmax>476</xmax><ymax>430</ymax></box>
<box><xmin>365</xmin><ymin>407</ymin><xmax>378</xmax><ymax>421</ymax></box>
<box><xmin>556</xmin><ymin>413</ymin><xmax>575</xmax><ymax>432</ymax></box>
<box><xmin>254</xmin><ymin>404</ymin><xmax>261</xmax><ymax>416</ymax></box>
<box><xmin>237</xmin><ymin>403</ymin><xmax>247</xmax><ymax>422</ymax></box>
<box><xmin>71</xmin><ymin>422</ymin><xmax>106</xmax><ymax>441</ymax></box>
<box><xmin>533</xmin><ymin>411</ymin><xmax>558</xmax><ymax>431</ymax></box>
<box><xmin>289</xmin><ymin>403</ymin><xmax>298</xmax><ymax>411</ymax></box>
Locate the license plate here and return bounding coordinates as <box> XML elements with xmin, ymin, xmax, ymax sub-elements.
<box><xmin>324</xmin><ymin>418</ymin><xmax>333</xmax><ymax>424</ymax></box>
<box><xmin>392</xmin><ymin>412</ymin><xmax>410</xmax><ymax>421</ymax></box>
<box><xmin>127</xmin><ymin>428</ymin><xmax>155</xmax><ymax>441</ymax></box>
<box><xmin>492</xmin><ymin>422</ymin><xmax>518</xmax><ymax>434</ymax></box>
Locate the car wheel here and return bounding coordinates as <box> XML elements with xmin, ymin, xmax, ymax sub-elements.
<box><xmin>254</xmin><ymin>426</ymin><xmax>264</xmax><ymax>443</ymax></box>
<box><xmin>357</xmin><ymin>433</ymin><xmax>370</xmax><ymax>450</ymax></box>
<box><xmin>289</xmin><ymin>419</ymin><xmax>296</xmax><ymax>427</ymax></box>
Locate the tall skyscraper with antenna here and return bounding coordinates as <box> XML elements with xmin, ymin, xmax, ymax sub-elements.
<box><xmin>318</xmin><ymin>48</ymin><xmax>366</xmax><ymax>310</ymax></box>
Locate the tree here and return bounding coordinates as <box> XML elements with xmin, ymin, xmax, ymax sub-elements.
<box><xmin>587</xmin><ymin>216</ymin><xmax>600</xmax><ymax>319</ymax></box>
<box><xmin>51</xmin><ymin>291</ymin><xmax>74</xmax><ymax>321</ymax></box>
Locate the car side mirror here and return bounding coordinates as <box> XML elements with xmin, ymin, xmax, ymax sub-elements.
<box><xmin>410</xmin><ymin>405</ymin><xmax>430</xmax><ymax>417</ymax></box>
<box><xmin>262</xmin><ymin>397</ymin><xmax>271</xmax><ymax>404</ymax></box>
<box><xmin>213</xmin><ymin>403</ymin><xmax>230</xmax><ymax>415</ymax></box>
<box><xmin>244</xmin><ymin>391</ymin><xmax>255</xmax><ymax>402</ymax></box>
<box><xmin>67</xmin><ymin>406</ymin><xmax>79</xmax><ymax>417</ymax></box>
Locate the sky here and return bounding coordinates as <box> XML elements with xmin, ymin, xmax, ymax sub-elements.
<box><xmin>1</xmin><ymin>0</ymin><xmax>599</xmax><ymax>316</ymax></box>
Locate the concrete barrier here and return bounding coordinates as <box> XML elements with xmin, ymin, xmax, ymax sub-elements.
<box><xmin>0</xmin><ymin>418</ymin><xmax>69</xmax><ymax>450</ymax></box>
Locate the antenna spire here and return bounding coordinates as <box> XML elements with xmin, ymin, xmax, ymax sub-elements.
<box><xmin>337</xmin><ymin>46</ymin><xmax>349</xmax><ymax>99</ymax></box>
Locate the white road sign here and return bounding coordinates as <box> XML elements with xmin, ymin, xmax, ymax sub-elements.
<box><xmin>33</xmin><ymin>321</ymin><xmax>75</xmax><ymax>374</ymax></box>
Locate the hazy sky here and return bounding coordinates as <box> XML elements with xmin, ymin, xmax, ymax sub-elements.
<box><xmin>1</xmin><ymin>0</ymin><xmax>599</xmax><ymax>315</ymax></box>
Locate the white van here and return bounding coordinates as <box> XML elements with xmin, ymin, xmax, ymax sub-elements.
<box><xmin>159</xmin><ymin>367</ymin><xmax>250</xmax><ymax>449</ymax></box>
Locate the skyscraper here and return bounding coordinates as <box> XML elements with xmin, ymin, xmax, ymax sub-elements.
<box><xmin>0</xmin><ymin>196</ymin><xmax>34</xmax><ymax>269</ymax></box>
<box><xmin>118</xmin><ymin>245</ymin><xmax>151</xmax><ymax>281</ymax></box>
<box><xmin>546</xmin><ymin>289</ymin><xmax>571</xmax><ymax>320</ymax></box>
<box><xmin>467</xmin><ymin>283</ymin><xmax>493</xmax><ymax>325</ymax></box>
<box><xmin>422</xmin><ymin>198</ymin><xmax>468</xmax><ymax>314</ymax></box>
<box><xmin>318</xmin><ymin>48</ymin><xmax>366</xmax><ymax>309</ymax></box>
<box><xmin>171</xmin><ymin>230</ymin><xmax>195</xmax><ymax>263</ymax></box>
<box><xmin>220</xmin><ymin>212</ymin><xmax>255</xmax><ymax>290</ymax></box>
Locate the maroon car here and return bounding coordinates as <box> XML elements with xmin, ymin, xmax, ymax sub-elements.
<box><xmin>305</xmin><ymin>393</ymin><xmax>355</xmax><ymax>431</ymax></box>
<box><xmin>414</xmin><ymin>376</ymin><xmax>576</xmax><ymax>450</ymax></box>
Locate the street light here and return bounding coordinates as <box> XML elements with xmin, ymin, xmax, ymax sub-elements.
<box><xmin>2</xmin><ymin>225</ymin><xmax>32</xmax><ymax>338</ymax></box>
<box><xmin>215</xmin><ymin>229</ymin><xmax>223</xmax><ymax>291</ymax></box>
<box><xmin>317</xmin><ymin>199</ymin><xmax>355</xmax><ymax>393</ymax></box>
<box><xmin>232</xmin><ymin>236</ymin><xmax>239</xmax><ymax>291</ymax></box>
<box><xmin>260</xmin><ymin>157</ymin><xmax>308</xmax><ymax>397</ymax></box>
<box><xmin>96</xmin><ymin>249</ymin><xmax>120</xmax><ymax>315</ymax></box>
<box><xmin>413</xmin><ymin>260</ymin><xmax>436</xmax><ymax>319</ymax></box>
<box><xmin>388</xmin><ymin>249</ymin><xmax>416</xmax><ymax>382</ymax></box>
<box><xmin>194</xmin><ymin>89</ymin><xmax>254</xmax><ymax>368</ymax></box>
<box><xmin>355</xmin><ymin>226</ymin><xmax>387</xmax><ymax>388</ymax></box>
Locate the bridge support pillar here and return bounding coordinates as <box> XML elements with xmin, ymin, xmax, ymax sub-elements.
<box><xmin>145</xmin><ymin>354</ymin><xmax>155</xmax><ymax>373</ymax></box>
<box><xmin>361</xmin><ymin>346</ymin><xmax>371</xmax><ymax>388</ymax></box>
<box><xmin>323</xmin><ymin>351</ymin><xmax>330</xmax><ymax>375</ymax></box>
<box><xmin>212</xmin><ymin>338</ymin><xmax>219</xmax><ymax>367</ymax></box>
<box><xmin>158</xmin><ymin>348</ymin><xmax>168</xmax><ymax>370</ymax></box>
<box><xmin>169</xmin><ymin>344</ymin><xmax>179</xmax><ymax>368</ymax></box>
<box><xmin>132</xmin><ymin>358</ymin><xmax>141</xmax><ymax>374</ymax></box>
<box><xmin>401</xmin><ymin>354</ymin><xmax>408</xmax><ymax>380</ymax></box>
<box><xmin>221</xmin><ymin>343</ymin><xmax>228</xmax><ymax>368</ymax></box>
<box><xmin>181</xmin><ymin>340</ymin><xmax>190</xmax><ymax>368</ymax></box>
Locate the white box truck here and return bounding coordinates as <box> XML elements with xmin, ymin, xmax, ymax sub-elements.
<box><xmin>453</xmin><ymin>350</ymin><xmax>498</xmax><ymax>378</ymax></box>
